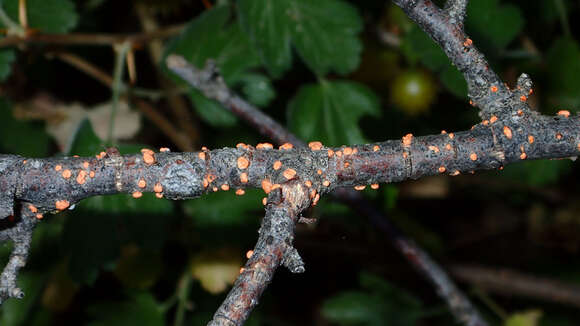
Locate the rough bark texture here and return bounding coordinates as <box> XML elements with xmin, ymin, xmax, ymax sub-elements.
<box><xmin>168</xmin><ymin>55</ymin><xmax>491</xmax><ymax>326</ymax></box>
<box><xmin>208</xmin><ymin>181</ymin><xmax>310</xmax><ymax>326</ymax></box>
<box><xmin>1</xmin><ymin>0</ymin><xmax>579</xmax><ymax>325</ymax></box>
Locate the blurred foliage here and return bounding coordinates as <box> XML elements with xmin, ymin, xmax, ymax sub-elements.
<box><xmin>321</xmin><ymin>272</ymin><xmax>425</xmax><ymax>326</ymax></box>
<box><xmin>1</xmin><ymin>0</ymin><xmax>580</xmax><ymax>325</ymax></box>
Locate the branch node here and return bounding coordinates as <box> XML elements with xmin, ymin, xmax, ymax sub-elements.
<box><xmin>516</xmin><ymin>73</ymin><xmax>533</xmax><ymax>96</ymax></box>
<box><xmin>282</xmin><ymin>246</ymin><xmax>305</xmax><ymax>273</ymax></box>
<box><xmin>0</xmin><ymin>208</ymin><xmax>37</xmax><ymax>305</ymax></box>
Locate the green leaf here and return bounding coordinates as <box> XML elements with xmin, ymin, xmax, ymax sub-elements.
<box><xmin>401</xmin><ymin>26</ymin><xmax>449</xmax><ymax>71</ymax></box>
<box><xmin>0</xmin><ymin>97</ymin><xmax>51</xmax><ymax>157</ymax></box>
<box><xmin>288</xmin><ymin>80</ymin><xmax>380</xmax><ymax>146</ymax></box>
<box><xmin>237</xmin><ymin>73</ymin><xmax>276</xmax><ymax>107</ymax></box>
<box><xmin>185</xmin><ymin>188</ymin><xmax>263</xmax><ymax>228</ymax></box>
<box><xmin>68</xmin><ymin>119</ymin><xmax>104</xmax><ymax>156</ymax></box>
<box><xmin>238</xmin><ymin>0</ymin><xmax>363</xmax><ymax>77</ymax></box>
<box><xmin>0</xmin><ymin>272</ymin><xmax>46</xmax><ymax>326</ymax></box>
<box><xmin>81</xmin><ymin>193</ymin><xmax>173</xmax><ymax>250</ymax></box>
<box><xmin>322</xmin><ymin>291</ymin><xmax>386</xmax><ymax>326</ymax></box>
<box><xmin>359</xmin><ymin>272</ymin><xmax>421</xmax><ymax>309</ymax></box>
<box><xmin>81</xmin><ymin>193</ymin><xmax>173</xmax><ymax>215</ymax></box>
<box><xmin>504</xmin><ymin>310</ymin><xmax>542</xmax><ymax>326</ymax></box>
<box><xmin>501</xmin><ymin>160</ymin><xmax>572</xmax><ymax>187</ymax></box>
<box><xmin>545</xmin><ymin>38</ymin><xmax>580</xmax><ymax>108</ymax></box>
<box><xmin>1</xmin><ymin>0</ymin><xmax>78</xmax><ymax>33</ymax></box>
<box><xmin>323</xmin><ymin>273</ymin><xmax>424</xmax><ymax>326</ymax></box>
<box><xmin>166</xmin><ymin>4</ymin><xmax>270</xmax><ymax>126</ymax></box>
<box><xmin>0</xmin><ymin>49</ymin><xmax>15</xmax><ymax>81</ymax></box>
<box><xmin>62</xmin><ymin>212</ymin><xmax>121</xmax><ymax>284</ymax></box>
<box><xmin>466</xmin><ymin>0</ymin><xmax>524</xmax><ymax>50</ymax></box>
<box><xmin>400</xmin><ymin>26</ymin><xmax>468</xmax><ymax>99</ymax></box>
<box><xmin>440</xmin><ymin>65</ymin><xmax>468</xmax><ymax>98</ymax></box>
<box><xmin>86</xmin><ymin>292</ymin><xmax>164</xmax><ymax>326</ymax></box>
<box><xmin>189</xmin><ymin>89</ymin><xmax>237</xmax><ymax>127</ymax></box>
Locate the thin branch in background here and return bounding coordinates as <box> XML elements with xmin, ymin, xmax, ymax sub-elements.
<box><xmin>451</xmin><ymin>265</ymin><xmax>580</xmax><ymax>309</ymax></box>
<box><xmin>135</xmin><ymin>3</ymin><xmax>200</xmax><ymax>148</ymax></box>
<box><xmin>49</xmin><ymin>51</ymin><xmax>194</xmax><ymax>151</ymax></box>
<box><xmin>0</xmin><ymin>24</ymin><xmax>184</xmax><ymax>48</ymax></box>
<box><xmin>167</xmin><ymin>55</ymin><xmax>491</xmax><ymax>326</ymax></box>
<box><xmin>18</xmin><ymin>0</ymin><xmax>27</xmax><ymax>29</ymax></box>
<box><xmin>108</xmin><ymin>41</ymin><xmax>131</xmax><ymax>144</ymax></box>
<box><xmin>174</xmin><ymin>268</ymin><xmax>193</xmax><ymax>326</ymax></box>
<box><xmin>201</xmin><ymin>0</ymin><xmax>213</xmax><ymax>9</ymax></box>
<box><xmin>553</xmin><ymin>0</ymin><xmax>571</xmax><ymax>37</ymax></box>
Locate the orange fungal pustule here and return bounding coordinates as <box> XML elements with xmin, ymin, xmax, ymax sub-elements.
<box><xmin>237</xmin><ymin>156</ymin><xmax>250</xmax><ymax>169</ymax></box>
<box><xmin>283</xmin><ymin>168</ymin><xmax>296</xmax><ymax>180</ymax></box>
<box><xmin>557</xmin><ymin>110</ymin><xmax>570</xmax><ymax>118</ymax></box>
<box><xmin>55</xmin><ymin>200</ymin><xmax>70</xmax><ymax>210</ymax></box>
<box><xmin>308</xmin><ymin>141</ymin><xmax>323</xmax><ymax>151</ymax></box>
<box><xmin>256</xmin><ymin>143</ymin><xmax>273</xmax><ymax>150</ymax></box>
<box><xmin>402</xmin><ymin>133</ymin><xmax>413</xmax><ymax>147</ymax></box>
<box><xmin>503</xmin><ymin>126</ymin><xmax>513</xmax><ymax>139</ymax></box>
<box><xmin>279</xmin><ymin>143</ymin><xmax>293</xmax><ymax>150</ymax></box>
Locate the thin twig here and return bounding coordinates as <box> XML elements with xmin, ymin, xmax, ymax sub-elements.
<box><xmin>135</xmin><ymin>3</ymin><xmax>200</xmax><ymax>148</ymax></box>
<box><xmin>108</xmin><ymin>41</ymin><xmax>131</xmax><ymax>144</ymax></box>
<box><xmin>48</xmin><ymin>51</ymin><xmax>193</xmax><ymax>151</ymax></box>
<box><xmin>451</xmin><ymin>264</ymin><xmax>580</xmax><ymax>309</ymax></box>
<box><xmin>0</xmin><ymin>25</ymin><xmax>184</xmax><ymax>48</ymax></box>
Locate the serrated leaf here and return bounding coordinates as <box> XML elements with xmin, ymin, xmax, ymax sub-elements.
<box><xmin>1</xmin><ymin>0</ymin><xmax>78</xmax><ymax>33</ymax></box>
<box><xmin>545</xmin><ymin>38</ymin><xmax>580</xmax><ymax>108</ymax></box>
<box><xmin>0</xmin><ymin>273</ymin><xmax>46</xmax><ymax>326</ymax></box>
<box><xmin>166</xmin><ymin>5</ymin><xmax>267</xmax><ymax>126</ymax></box>
<box><xmin>288</xmin><ymin>80</ymin><xmax>380</xmax><ymax>146</ymax></box>
<box><xmin>0</xmin><ymin>97</ymin><xmax>51</xmax><ymax>157</ymax></box>
<box><xmin>466</xmin><ymin>0</ymin><xmax>523</xmax><ymax>50</ymax></box>
<box><xmin>185</xmin><ymin>188</ymin><xmax>263</xmax><ymax>227</ymax></box>
<box><xmin>238</xmin><ymin>0</ymin><xmax>363</xmax><ymax>77</ymax></box>
<box><xmin>86</xmin><ymin>292</ymin><xmax>164</xmax><ymax>326</ymax></box>
<box><xmin>0</xmin><ymin>49</ymin><xmax>15</xmax><ymax>81</ymax></box>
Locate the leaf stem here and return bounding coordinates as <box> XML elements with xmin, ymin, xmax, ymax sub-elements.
<box><xmin>107</xmin><ymin>41</ymin><xmax>130</xmax><ymax>145</ymax></box>
<box><xmin>173</xmin><ymin>266</ymin><xmax>193</xmax><ymax>326</ymax></box>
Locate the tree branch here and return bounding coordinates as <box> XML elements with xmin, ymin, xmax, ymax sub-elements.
<box><xmin>0</xmin><ymin>205</ymin><xmax>38</xmax><ymax>304</ymax></box>
<box><xmin>394</xmin><ymin>0</ymin><xmax>515</xmax><ymax>119</ymax></box>
<box><xmin>168</xmin><ymin>53</ymin><xmax>575</xmax><ymax>326</ymax></box>
<box><xmin>208</xmin><ymin>180</ymin><xmax>310</xmax><ymax>326</ymax></box>
<box><xmin>0</xmin><ymin>25</ymin><xmax>184</xmax><ymax>48</ymax></box>
<box><xmin>451</xmin><ymin>264</ymin><xmax>580</xmax><ymax>309</ymax></box>
<box><xmin>444</xmin><ymin>0</ymin><xmax>469</xmax><ymax>24</ymax></box>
